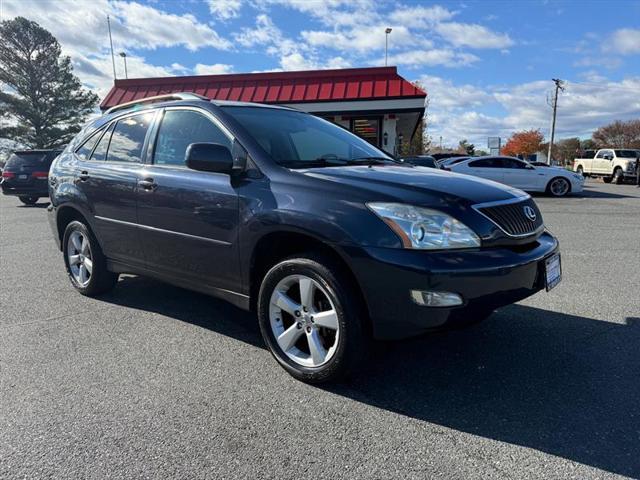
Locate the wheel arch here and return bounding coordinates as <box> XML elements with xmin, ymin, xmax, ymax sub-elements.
<box><xmin>55</xmin><ymin>205</ymin><xmax>97</xmax><ymax>249</ymax></box>
<box><xmin>248</xmin><ymin>230</ymin><xmax>372</xmax><ymax>334</ymax></box>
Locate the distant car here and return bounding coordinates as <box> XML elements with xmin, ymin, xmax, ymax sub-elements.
<box><xmin>1</xmin><ymin>149</ymin><xmax>61</xmax><ymax>205</ymax></box>
<box><xmin>448</xmin><ymin>156</ymin><xmax>584</xmax><ymax>197</ymax></box>
<box><xmin>436</xmin><ymin>156</ymin><xmax>470</xmax><ymax>169</ymax></box>
<box><xmin>431</xmin><ymin>153</ymin><xmax>466</xmax><ymax>161</ymax></box>
<box><xmin>401</xmin><ymin>155</ymin><xmax>436</xmax><ymax>168</ymax></box>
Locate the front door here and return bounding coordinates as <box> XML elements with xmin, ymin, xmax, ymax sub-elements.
<box><xmin>501</xmin><ymin>157</ymin><xmax>538</xmax><ymax>190</ymax></box>
<box><xmin>136</xmin><ymin>107</ymin><xmax>241</xmax><ymax>292</ymax></box>
<box><xmin>464</xmin><ymin>157</ymin><xmax>505</xmax><ymax>184</ymax></box>
<box><xmin>73</xmin><ymin>111</ymin><xmax>154</xmax><ymax>265</ymax></box>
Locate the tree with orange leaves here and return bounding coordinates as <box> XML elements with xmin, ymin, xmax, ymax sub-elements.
<box><xmin>501</xmin><ymin>129</ymin><xmax>544</xmax><ymax>158</ymax></box>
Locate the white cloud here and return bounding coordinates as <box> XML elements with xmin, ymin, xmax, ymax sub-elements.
<box><xmin>435</xmin><ymin>22</ymin><xmax>514</xmax><ymax>49</ymax></box>
<box><xmin>302</xmin><ymin>25</ymin><xmax>423</xmax><ymax>52</ymax></box>
<box><xmin>112</xmin><ymin>2</ymin><xmax>232</xmax><ymax>51</ymax></box>
<box><xmin>208</xmin><ymin>0</ymin><xmax>242</xmax><ymax>20</ymax></box>
<box><xmin>389</xmin><ymin>5</ymin><xmax>456</xmax><ymax>28</ymax></box>
<box><xmin>604</xmin><ymin>28</ymin><xmax>640</xmax><ymax>55</ymax></box>
<box><xmin>387</xmin><ymin>49</ymin><xmax>479</xmax><ymax>68</ymax></box>
<box><xmin>193</xmin><ymin>63</ymin><xmax>234</xmax><ymax>75</ymax></box>
<box><xmin>419</xmin><ymin>75</ymin><xmax>640</xmax><ymax>148</ymax></box>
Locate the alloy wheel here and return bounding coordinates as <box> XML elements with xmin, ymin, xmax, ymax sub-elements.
<box><xmin>67</xmin><ymin>230</ymin><xmax>93</xmax><ymax>286</ymax></box>
<box><xmin>269</xmin><ymin>274</ymin><xmax>340</xmax><ymax>368</ymax></box>
<box><xmin>550</xmin><ymin>178</ymin><xmax>569</xmax><ymax>196</ymax></box>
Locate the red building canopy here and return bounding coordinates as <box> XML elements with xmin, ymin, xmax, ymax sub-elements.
<box><xmin>100</xmin><ymin>66</ymin><xmax>426</xmax><ymax>110</ymax></box>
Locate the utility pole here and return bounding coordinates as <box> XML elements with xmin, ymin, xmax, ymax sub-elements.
<box><xmin>107</xmin><ymin>15</ymin><xmax>117</xmax><ymax>81</ymax></box>
<box><xmin>547</xmin><ymin>78</ymin><xmax>564</xmax><ymax>165</ymax></box>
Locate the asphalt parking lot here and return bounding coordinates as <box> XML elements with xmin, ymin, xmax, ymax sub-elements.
<box><xmin>1</xmin><ymin>179</ymin><xmax>639</xmax><ymax>479</ymax></box>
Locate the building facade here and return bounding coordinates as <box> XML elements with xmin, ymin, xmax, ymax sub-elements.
<box><xmin>100</xmin><ymin>67</ymin><xmax>427</xmax><ymax>156</ymax></box>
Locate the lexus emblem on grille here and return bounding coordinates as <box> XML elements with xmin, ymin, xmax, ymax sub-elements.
<box><xmin>523</xmin><ymin>206</ymin><xmax>537</xmax><ymax>221</ymax></box>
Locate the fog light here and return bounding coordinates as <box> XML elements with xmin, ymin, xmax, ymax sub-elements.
<box><xmin>410</xmin><ymin>290</ymin><xmax>463</xmax><ymax>307</ymax></box>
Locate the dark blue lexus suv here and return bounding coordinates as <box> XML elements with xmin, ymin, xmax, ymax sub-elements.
<box><xmin>47</xmin><ymin>93</ymin><xmax>561</xmax><ymax>383</ymax></box>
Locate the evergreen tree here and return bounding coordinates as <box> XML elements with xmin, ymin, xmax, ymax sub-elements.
<box><xmin>0</xmin><ymin>17</ymin><xmax>98</xmax><ymax>148</ymax></box>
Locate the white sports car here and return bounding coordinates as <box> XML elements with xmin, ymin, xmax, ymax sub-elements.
<box><xmin>446</xmin><ymin>156</ymin><xmax>584</xmax><ymax>197</ymax></box>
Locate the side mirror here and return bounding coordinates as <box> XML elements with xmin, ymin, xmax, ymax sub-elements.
<box><xmin>185</xmin><ymin>143</ymin><xmax>233</xmax><ymax>174</ymax></box>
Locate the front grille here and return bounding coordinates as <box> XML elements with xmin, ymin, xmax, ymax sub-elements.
<box><xmin>475</xmin><ymin>198</ymin><xmax>543</xmax><ymax>237</ymax></box>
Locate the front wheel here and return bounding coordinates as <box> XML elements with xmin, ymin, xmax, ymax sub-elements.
<box><xmin>547</xmin><ymin>177</ymin><xmax>571</xmax><ymax>197</ymax></box>
<box><xmin>257</xmin><ymin>254</ymin><xmax>368</xmax><ymax>383</ymax></box>
<box><xmin>612</xmin><ymin>168</ymin><xmax>624</xmax><ymax>184</ymax></box>
<box><xmin>62</xmin><ymin>220</ymin><xmax>118</xmax><ymax>296</ymax></box>
<box><xmin>18</xmin><ymin>195</ymin><xmax>39</xmax><ymax>205</ymax></box>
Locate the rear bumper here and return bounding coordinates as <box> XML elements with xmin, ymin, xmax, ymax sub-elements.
<box><xmin>343</xmin><ymin>232</ymin><xmax>559</xmax><ymax>339</ymax></box>
<box><xmin>1</xmin><ymin>181</ymin><xmax>48</xmax><ymax>197</ymax></box>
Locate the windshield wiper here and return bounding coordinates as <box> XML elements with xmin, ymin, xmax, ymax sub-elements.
<box><xmin>349</xmin><ymin>156</ymin><xmax>399</xmax><ymax>166</ymax></box>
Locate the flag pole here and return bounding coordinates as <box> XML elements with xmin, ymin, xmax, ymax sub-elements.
<box><xmin>107</xmin><ymin>15</ymin><xmax>117</xmax><ymax>81</ymax></box>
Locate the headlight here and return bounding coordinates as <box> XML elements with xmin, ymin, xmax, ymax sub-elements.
<box><xmin>367</xmin><ymin>203</ymin><xmax>481</xmax><ymax>250</ymax></box>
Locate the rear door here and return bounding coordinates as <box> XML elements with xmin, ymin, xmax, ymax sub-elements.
<box><xmin>74</xmin><ymin>111</ymin><xmax>155</xmax><ymax>266</ymax></box>
<box><xmin>136</xmin><ymin>107</ymin><xmax>241</xmax><ymax>292</ymax></box>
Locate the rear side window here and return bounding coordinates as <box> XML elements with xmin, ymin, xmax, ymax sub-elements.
<box><xmin>90</xmin><ymin>124</ymin><xmax>115</xmax><ymax>161</ymax></box>
<box><xmin>107</xmin><ymin>112</ymin><xmax>154</xmax><ymax>163</ymax></box>
<box><xmin>501</xmin><ymin>158</ymin><xmax>528</xmax><ymax>169</ymax></box>
<box><xmin>153</xmin><ymin>110</ymin><xmax>231</xmax><ymax>166</ymax></box>
<box><xmin>76</xmin><ymin>131</ymin><xmax>102</xmax><ymax>161</ymax></box>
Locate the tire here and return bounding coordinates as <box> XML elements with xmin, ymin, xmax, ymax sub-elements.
<box><xmin>546</xmin><ymin>177</ymin><xmax>571</xmax><ymax>197</ymax></box>
<box><xmin>576</xmin><ymin>166</ymin><xmax>586</xmax><ymax>178</ymax></box>
<box><xmin>257</xmin><ymin>253</ymin><xmax>369</xmax><ymax>383</ymax></box>
<box><xmin>602</xmin><ymin>176</ymin><xmax>612</xmax><ymax>184</ymax></box>
<box><xmin>62</xmin><ymin>220</ymin><xmax>118</xmax><ymax>296</ymax></box>
<box><xmin>18</xmin><ymin>195</ymin><xmax>39</xmax><ymax>205</ymax></box>
<box><xmin>612</xmin><ymin>168</ymin><xmax>624</xmax><ymax>185</ymax></box>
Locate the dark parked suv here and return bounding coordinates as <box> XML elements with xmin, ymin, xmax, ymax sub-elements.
<box><xmin>47</xmin><ymin>93</ymin><xmax>561</xmax><ymax>383</ymax></box>
<box><xmin>1</xmin><ymin>149</ymin><xmax>61</xmax><ymax>204</ymax></box>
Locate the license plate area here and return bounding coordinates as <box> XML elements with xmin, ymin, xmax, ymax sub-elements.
<box><xmin>544</xmin><ymin>253</ymin><xmax>562</xmax><ymax>291</ymax></box>
<box><xmin>18</xmin><ymin>174</ymin><xmax>28</xmax><ymax>180</ymax></box>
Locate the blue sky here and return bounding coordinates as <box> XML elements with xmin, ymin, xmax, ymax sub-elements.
<box><xmin>4</xmin><ymin>0</ymin><xmax>640</xmax><ymax>147</ymax></box>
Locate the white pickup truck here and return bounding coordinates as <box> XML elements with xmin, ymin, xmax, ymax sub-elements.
<box><xmin>573</xmin><ymin>149</ymin><xmax>639</xmax><ymax>184</ymax></box>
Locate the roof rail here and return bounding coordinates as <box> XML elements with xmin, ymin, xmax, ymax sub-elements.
<box><xmin>104</xmin><ymin>92</ymin><xmax>209</xmax><ymax>115</ymax></box>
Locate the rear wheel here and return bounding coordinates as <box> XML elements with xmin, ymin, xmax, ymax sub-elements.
<box><xmin>257</xmin><ymin>253</ymin><xmax>368</xmax><ymax>383</ymax></box>
<box><xmin>547</xmin><ymin>177</ymin><xmax>571</xmax><ymax>197</ymax></box>
<box><xmin>576</xmin><ymin>166</ymin><xmax>586</xmax><ymax>178</ymax></box>
<box><xmin>612</xmin><ymin>168</ymin><xmax>624</xmax><ymax>184</ymax></box>
<box><xmin>63</xmin><ymin>220</ymin><xmax>118</xmax><ymax>296</ymax></box>
<box><xmin>18</xmin><ymin>196</ymin><xmax>39</xmax><ymax>205</ymax></box>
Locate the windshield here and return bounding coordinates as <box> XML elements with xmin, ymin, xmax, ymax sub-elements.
<box><xmin>221</xmin><ymin>106</ymin><xmax>396</xmax><ymax>168</ymax></box>
<box><xmin>615</xmin><ymin>150</ymin><xmax>639</xmax><ymax>158</ymax></box>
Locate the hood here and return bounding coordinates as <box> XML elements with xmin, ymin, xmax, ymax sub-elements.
<box><xmin>299</xmin><ymin>165</ymin><xmax>524</xmax><ymax>206</ymax></box>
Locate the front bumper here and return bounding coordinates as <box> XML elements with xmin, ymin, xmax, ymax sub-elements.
<box><xmin>344</xmin><ymin>232</ymin><xmax>559</xmax><ymax>339</ymax></box>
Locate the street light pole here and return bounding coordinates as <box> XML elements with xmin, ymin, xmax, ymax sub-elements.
<box><xmin>119</xmin><ymin>52</ymin><xmax>128</xmax><ymax>79</ymax></box>
<box><xmin>385</xmin><ymin>28</ymin><xmax>392</xmax><ymax>66</ymax></box>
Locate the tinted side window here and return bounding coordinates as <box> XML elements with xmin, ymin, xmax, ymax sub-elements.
<box><xmin>153</xmin><ymin>110</ymin><xmax>231</xmax><ymax>166</ymax></box>
<box><xmin>107</xmin><ymin>112</ymin><xmax>154</xmax><ymax>164</ymax></box>
<box><xmin>501</xmin><ymin>158</ymin><xmax>528</xmax><ymax>169</ymax></box>
<box><xmin>469</xmin><ymin>158</ymin><xmax>498</xmax><ymax>168</ymax></box>
<box><xmin>75</xmin><ymin>131</ymin><xmax>102</xmax><ymax>161</ymax></box>
<box><xmin>596</xmin><ymin>150</ymin><xmax>605</xmax><ymax>158</ymax></box>
<box><xmin>90</xmin><ymin>124</ymin><xmax>115</xmax><ymax>161</ymax></box>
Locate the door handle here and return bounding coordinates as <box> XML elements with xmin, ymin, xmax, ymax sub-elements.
<box><xmin>138</xmin><ymin>178</ymin><xmax>157</xmax><ymax>191</ymax></box>
<box><xmin>78</xmin><ymin>171</ymin><xmax>90</xmax><ymax>181</ymax></box>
